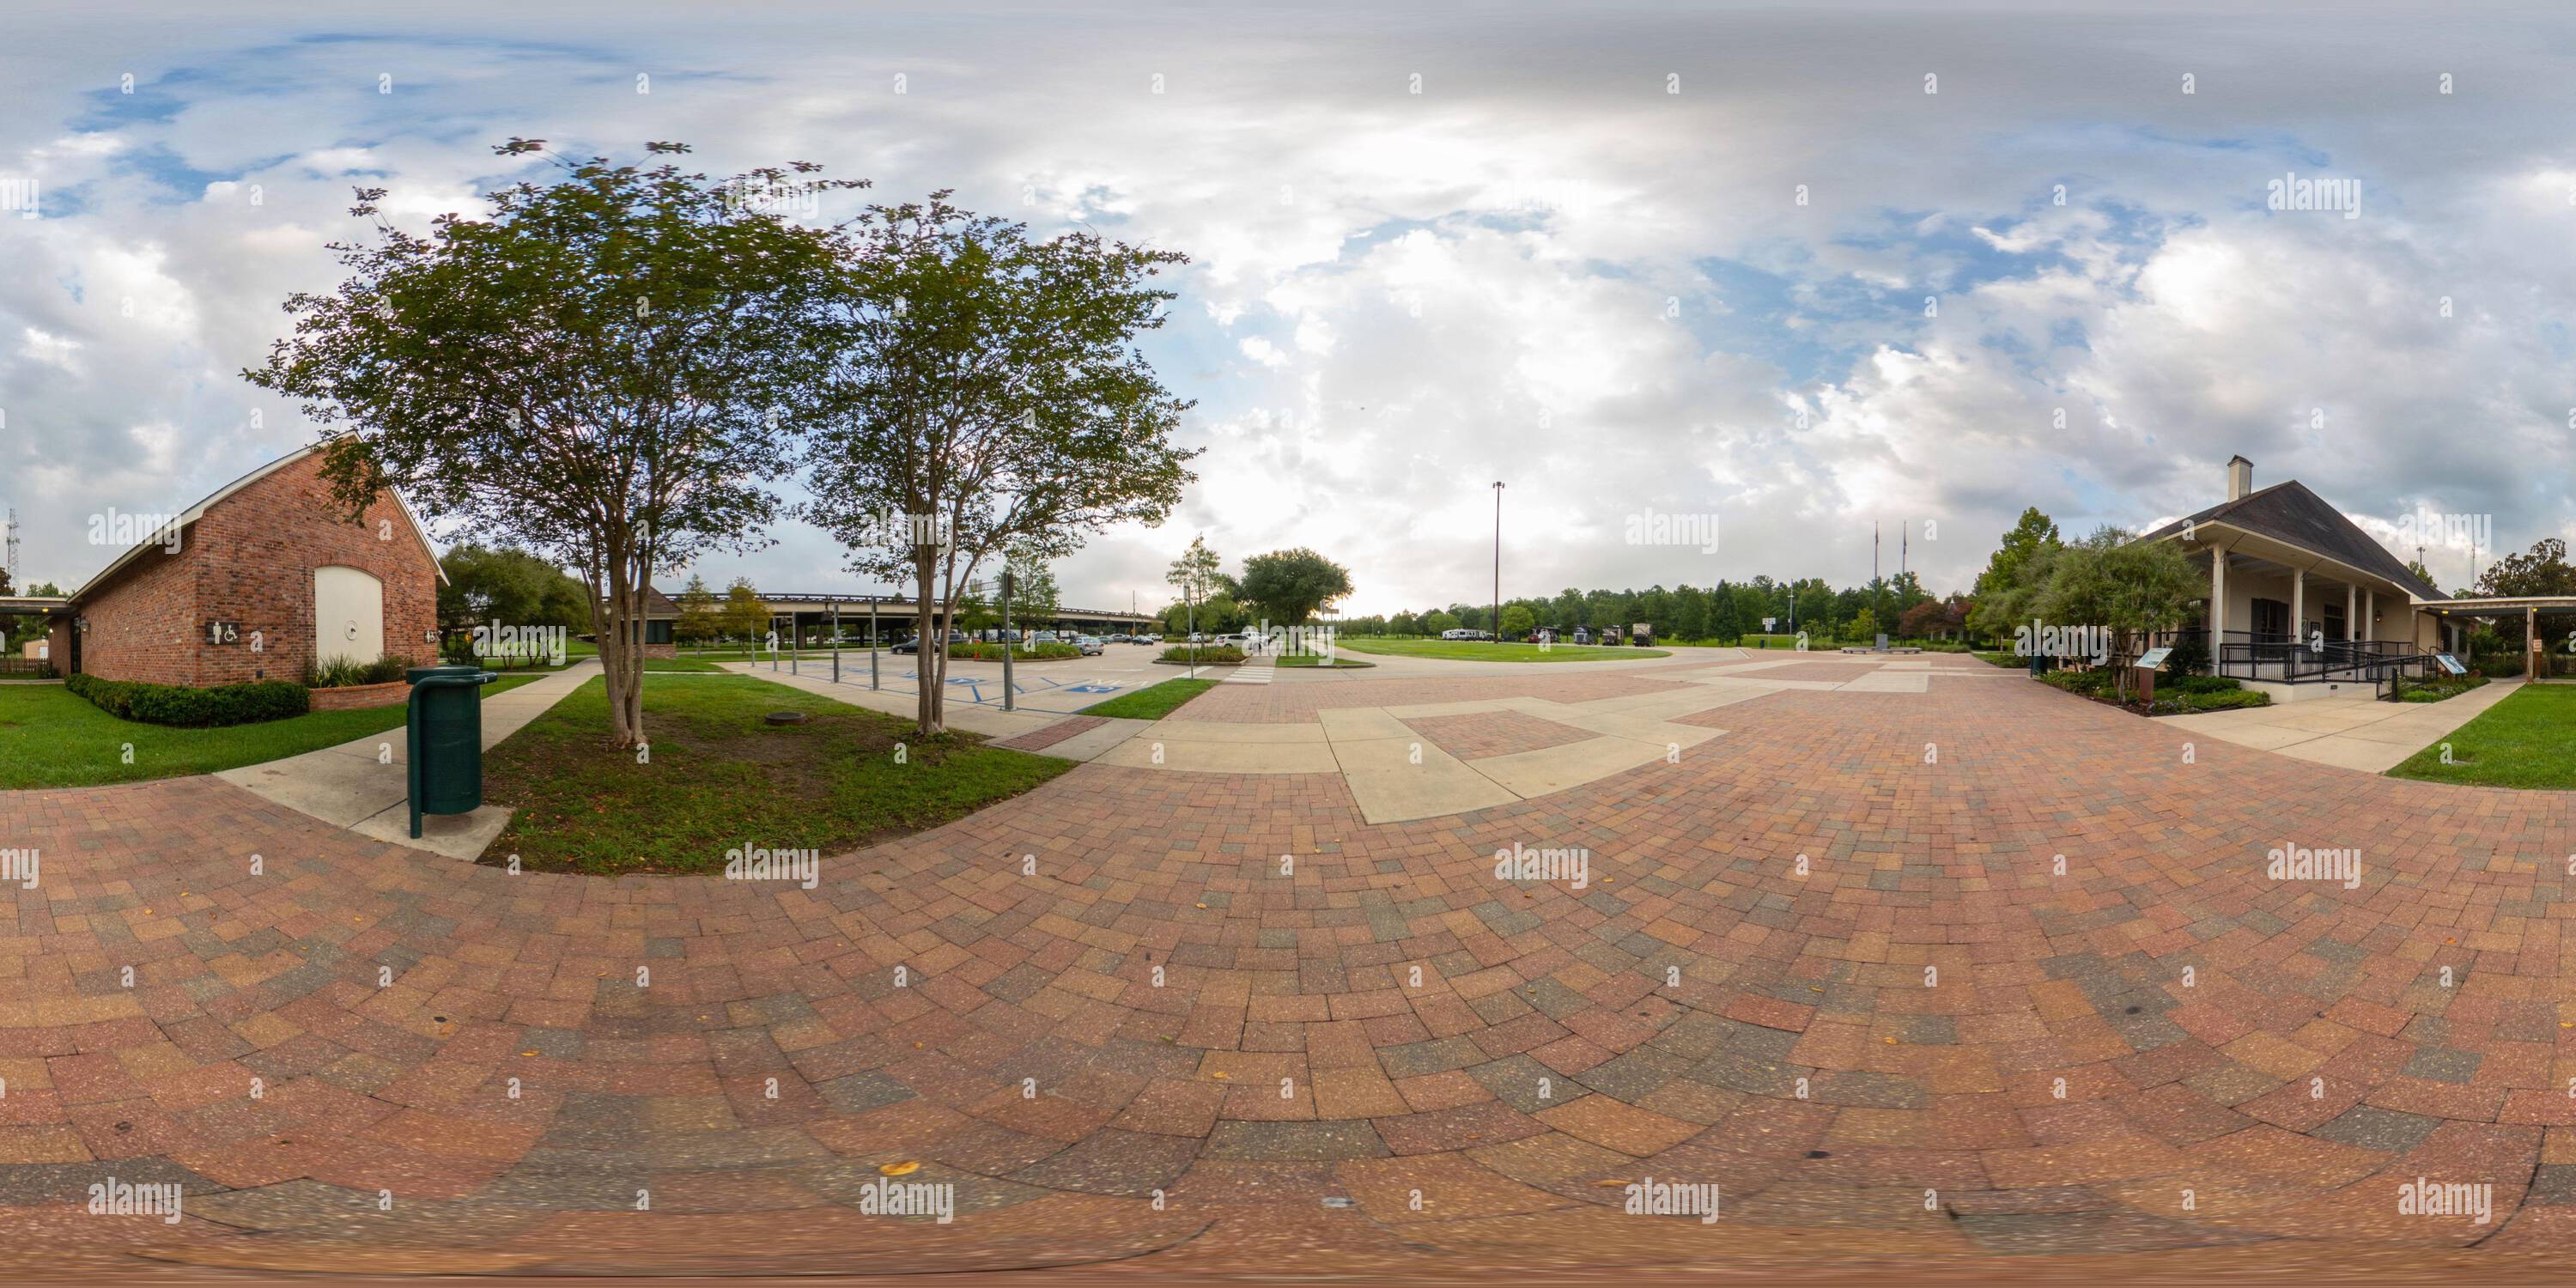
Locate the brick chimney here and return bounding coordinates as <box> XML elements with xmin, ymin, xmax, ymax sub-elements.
<box><xmin>2226</xmin><ymin>455</ymin><xmax>2253</xmax><ymax>501</ymax></box>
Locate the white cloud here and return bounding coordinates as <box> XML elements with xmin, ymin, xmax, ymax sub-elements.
<box><xmin>4</xmin><ymin>1</ymin><xmax>2574</xmax><ymax>617</ymax></box>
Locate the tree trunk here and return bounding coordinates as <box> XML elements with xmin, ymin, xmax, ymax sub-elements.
<box><xmin>913</xmin><ymin>547</ymin><xmax>945</xmax><ymax>737</ymax></box>
<box><xmin>600</xmin><ymin>546</ymin><xmax>644</xmax><ymax>750</ymax></box>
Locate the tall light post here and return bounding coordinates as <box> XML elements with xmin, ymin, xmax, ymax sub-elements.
<box><xmin>1492</xmin><ymin>480</ymin><xmax>1504</xmax><ymax>643</ymax></box>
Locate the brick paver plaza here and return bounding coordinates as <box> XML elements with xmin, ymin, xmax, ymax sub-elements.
<box><xmin>5</xmin><ymin>647</ymin><xmax>2575</xmax><ymax>1280</ymax></box>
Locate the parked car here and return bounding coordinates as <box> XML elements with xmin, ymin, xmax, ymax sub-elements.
<box><xmin>1075</xmin><ymin>635</ymin><xmax>1105</xmax><ymax>656</ymax></box>
<box><xmin>890</xmin><ymin>629</ymin><xmax>968</xmax><ymax>655</ymax></box>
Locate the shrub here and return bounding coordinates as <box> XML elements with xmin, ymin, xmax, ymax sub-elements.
<box><xmin>310</xmin><ymin>654</ymin><xmax>412</xmax><ymax>688</ymax></box>
<box><xmin>67</xmin><ymin>672</ymin><xmax>309</xmax><ymax>726</ymax></box>
<box><xmin>2395</xmin><ymin>674</ymin><xmax>2489</xmax><ymax>702</ymax></box>
<box><xmin>946</xmin><ymin>641</ymin><xmax>1079</xmax><ymax>661</ymax></box>
<box><xmin>2164</xmin><ymin>674</ymin><xmax>2240</xmax><ymax>696</ymax></box>
<box><xmin>2039</xmin><ymin>668</ymin><xmax>2112</xmax><ymax>696</ymax></box>
<box><xmin>2164</xmin><ymin>636</ymin><xmax>2210</xmax><ymax>677</ymax></box>
<box><xmin>2472</xmin><ymin>653</ymin><xmax>2524</xmax><ymax>678</ymax></box>
<box><xmin>2155</xmin><ymin>689</ymin><xmax>2269</xmax><ymax>714</ymax></box>
<box><xmin>1160</xmin><ymin>644</ymin><xmax>1245</xmax><ymax>665</ymax></box>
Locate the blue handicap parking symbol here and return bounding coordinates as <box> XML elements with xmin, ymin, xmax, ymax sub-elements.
<box><xmin>1066</xmin><ymin>683</ymin><xmax>1121</xmax><ymax>694</ymax></box>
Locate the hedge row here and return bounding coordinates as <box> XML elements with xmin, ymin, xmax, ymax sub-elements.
<box><xmin>66</xmin><ymin>672</ymin><xmax>309</xmax><ymax>727</ymax></box>
<box><xmin>947</xmin><ymin>641</ymin><xmax>1081</xmax><ymax>661</ymax></box>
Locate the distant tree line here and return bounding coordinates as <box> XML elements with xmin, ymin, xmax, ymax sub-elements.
<box><xmin>1322</xmin><ymin>574</ymin><xmax>1970</xmax><ymax>645</ymax></box>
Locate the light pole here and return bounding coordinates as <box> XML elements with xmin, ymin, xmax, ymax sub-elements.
<box><xmin>1492</xmin><ymin>480</ymin><xmax>1504</xmax><ymax>643</ymax></box>
<box><xmin>1000</xmin><ymin>568</ymin><xmax>1017</xmax><ymax>712</ymax></box>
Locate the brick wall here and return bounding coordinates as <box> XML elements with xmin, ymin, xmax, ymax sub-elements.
<box><xmin>67</xmin><ymin>540</ymin><xmax>200</xmax><ymax>684</ymax></box>
<box><xmin>68</xmin><ymin>451</ymin><xmax>441</xmax><ymax>687</ymax></box>
<box><xmin>308</xmin><ymin>679</ymin><xmax>411</xmax><ymax>711</ymax></box>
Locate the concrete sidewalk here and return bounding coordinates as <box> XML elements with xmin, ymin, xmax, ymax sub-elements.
<box><xmin>2160</xmin><ymin>677</ymin><xmax>2524</xmax><ymax>772</ymax></box>
<box><xmin>216</xmin><ymin>661</ymin><xmax>602</xmax><ymax>860</ymax></box>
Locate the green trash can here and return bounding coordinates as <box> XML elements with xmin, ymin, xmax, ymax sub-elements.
<box><xmin>406</xmin><ymin>665</ymin><xmax>498</xmax><ymax>838</ymax></box>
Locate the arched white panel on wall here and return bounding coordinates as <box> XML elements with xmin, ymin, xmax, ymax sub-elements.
<box><xmin>313</xmin><ymin>565</ymin><xmax>384</xmax><ymax>666</ymax></box>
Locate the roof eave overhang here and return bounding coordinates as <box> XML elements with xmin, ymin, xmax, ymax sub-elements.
<box><xmin>62</xmin><ymin>445</ymin><xmax>449</xmax><ymax>605</ymax></box>
<box><xmin>2152</xmin><ymin>520</ymin><xmax>2434</xmax><ymax>605</ymax></box>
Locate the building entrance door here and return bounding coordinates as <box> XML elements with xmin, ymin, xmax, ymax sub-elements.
<box><xmin>314</xmin><ymin>566</ymin><xmax>385</xmax><ymax>666</ymax></box>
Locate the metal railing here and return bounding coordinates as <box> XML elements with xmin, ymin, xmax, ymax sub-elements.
<box><xmin>2117</xmin><ymin>628</ymin><xmax>2440</xmax><ymax>685</ymax></box>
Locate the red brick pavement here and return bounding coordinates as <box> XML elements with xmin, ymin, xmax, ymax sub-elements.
<box><xmin>3</xmin><ymin>661</ymin><xmax>2574</xmax><ymax>1279</ymax></box>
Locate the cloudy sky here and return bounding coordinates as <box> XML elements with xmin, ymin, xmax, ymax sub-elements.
<box><xmin>5</xmin><ymin>1</ymin><xmax>2573</xmax><ymax>617</ymax></box>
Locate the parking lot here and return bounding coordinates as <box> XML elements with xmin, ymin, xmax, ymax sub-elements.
<box><xmin>730</xmin><ymin>641</ymin><xmax>1182</xmax><ymax>715</ymax></box>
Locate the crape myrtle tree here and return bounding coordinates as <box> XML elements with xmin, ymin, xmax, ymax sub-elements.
<box><xmin>248</xmin><ymin>140</ymin><xmax>855</xmax><ymax>749</ymax></box>
<box><xmin>2037</xmin><ymin>526</ymin><xmax>2201</xmax><ymax>699</ymax></box>
<box><xmin>804</xmin><ymin>193</ymin><xmax>1197</xmax><ymax>736</ymax></box>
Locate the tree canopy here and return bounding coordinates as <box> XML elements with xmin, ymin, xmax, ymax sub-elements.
<box><xmin>1238</xmin><ymin>548</ymin><xmax>1353</xmax><ymax>627</ymax></box>
<box><xmin>437</xmin><ymin>543</ymin><xmax>589</xmax><ymax>634</ymax></box>
<box><xmin>247</xmin><ymin>140</ymin><xmax>851</xmax><ymax>747</ymax></box>
<box><xmin>801</xmin><ymin>193</ymin><xmax>1196</xmax><ymax>734</ymax></box>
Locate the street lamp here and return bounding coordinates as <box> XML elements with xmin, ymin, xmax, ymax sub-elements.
<box><xmin>1492</xmin><ymin>480</ymin><xmax>1504</xmax><ymax>643</ymax></box>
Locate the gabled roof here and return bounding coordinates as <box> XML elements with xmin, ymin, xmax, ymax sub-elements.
<box><xmin>2135</xmin><ymin>479</ymin><xmax>2446</xmax><ymax>602</ymax></box>
<box><xmin>64</xmin><ymin>443</ymin><xmax>447</xmax><ymax>606</ymax></box>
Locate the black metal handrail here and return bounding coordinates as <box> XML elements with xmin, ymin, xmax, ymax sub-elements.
<box><xmin>2113</xmin><ymin>626</ymin><xmax>2439</xmax><ymax>684</ymax></box>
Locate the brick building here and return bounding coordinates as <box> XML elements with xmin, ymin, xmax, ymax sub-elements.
<box><xmin>48</xmin><ymin>445</ymin><xmax>444</xmax><ymax>687</ymax></box>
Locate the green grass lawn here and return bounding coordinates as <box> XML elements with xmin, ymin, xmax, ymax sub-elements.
<box><xmin>644</xmin><ymin>656</ymin><xmax>732</xmax><ymax>672</ymax></box>
<box><xmin>2388</xmin><ymin>684</ymin><xmax>2576</xmax><ymax>789</ymax></box>
<box><xmin>1275</xmin><ymin>653</ymin><xmax>1374</xmax><ymax>668</ymax></box>
<box><xmin>1077</xmin><ymin>677</ymin><xmax>1217</xmax><ymax>720</ymax></box>
<box><xmin>0</xmin><ymin>676</ymin><xmax>538</xmax><ymax>789</ymax></box>
<box><xmin>1334</xmin><ymin>637</ymin><xmax>1670</xmax><ymax>663</ymax></box>
<box><xmin>480</xmin><ymin>673</ymin><xmax>1073</xmax><ymax>876</ymax></box>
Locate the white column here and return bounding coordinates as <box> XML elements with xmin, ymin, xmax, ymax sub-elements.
<box><xmin>2209</xmin><ymin>548</ymin><xmax>2227</xmax><ymax>639</ymax></box>
<box><xmin>2364</xmin><ymin>588</ymin><xmax>2373</xmax><ymax>641</ymax></box>
<box><xmin>2346</xmin><ymin>584</ymin><xmax>2357</xmax><ymax>641</ymax></box>
<box><xmin>2291</xmin><ymin>568</ymin><xmax>2305</xmax><ymax>647</ymax></box>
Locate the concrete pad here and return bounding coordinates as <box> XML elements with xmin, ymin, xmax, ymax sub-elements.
<box><xmin>2339</xmin><ymin>718</ymin><xmax>2463</xmax><ymax>745</ymax></box>
<box><xmin>217</xmin><ymin>749</ymin><xmax>408</xmax><ymax>829</ymax></box>
<box><xmin>1330</xmin><ymin>732</ymin><xmax>1522</xmax><ymax>823</ymax></box>
<box><xmin>2280</xmin><ymin>736</ymin><xmax>2415</xmax><ymax>774</ymax></box>
<box><xmin>1342</xmin><ymin>764</ymin><xmax>1522</xmax><ymax>823</ymax></box>
<box><xmin>1139</xmin><ymin>719</ymin><xmax>1327</xmax><ymax>744</ymax></box>
<box><xmin>1317</xmin><ymin>708</ymin><xmax>1412</xmax><ymax>741</ymax></box>
<box><xmin>1092</xmin><ymin>738</ymin><xmax>1341</xmax><ymax>774</ymax></box>
<box><xmin>2164</xmin><ymin>720</ymin><xmax>2314</xmax><ymax>750</ymax></box>
<box><xmin>1043</xmin><ymin>718</ymin><xmax>1153</xmax><ymax>762</ymax></box>
<box><xmin>1471</xmin><ymin>736</ymin><xmax>1670</xmax><ymax>799</ymax></box>
<box><xmin>2268</xmin><ymin>705</ymin><xmax>2387</xmax><ymax>733</ymax></box>
<box><xmin>349</xmin><ymin>800</ymin><xmax>514</xmax><ymax>861</ymax></box>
